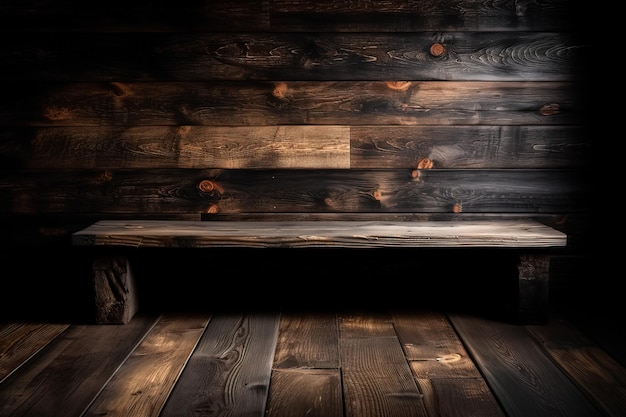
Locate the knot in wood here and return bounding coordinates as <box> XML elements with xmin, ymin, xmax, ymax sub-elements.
<box><xmin>429</xmin><ymin>43</ymin><xmax>445</xmax><ymax>57</ymax></box>
<box><xmin>197</xmin><ymin>180</ymin><xmax>217</xmax><ymax>193</ymax></box>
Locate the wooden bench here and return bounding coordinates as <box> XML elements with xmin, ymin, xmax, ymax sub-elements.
<box><xmin>71</xmin><ymin>219</ymin><xmax>567</xmax><ymax>325</ymax></box>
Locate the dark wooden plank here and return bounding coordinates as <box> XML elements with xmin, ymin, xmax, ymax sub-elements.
<box><xmin>159</xmin><ymin>312</ymin><xmax>280</xmax><ymax>417</ymax></box>
<box><xmin>448</xmin><ymin>313</ymin><xmax>604</xmax><ymax>417</ymax></box>
<box><xmin>0</xmin><ymin>0</ymin><xmax>270</xmax><ymax>32</ymax></box>
<box><xmin>392</xmin><ymin>311</ymin><xmax>506</xmax><ymax>417</ymax></box>
<box><xmin>0</xmin><ymin>323</ymin><xmax>69</xmax><ymax>383</ymax></box>
<box><xmin>526</xmin><ymin>315</ymin><xmax>626</xmax><ymax>417</ymax></box>
<box><xmin>351</xmin><ymin>125</ymin><xmax>589</xmax><ymax>169</ymax></box>
<box><xmin>0</xmin><ymin>314</ymin><xmax>158</xmax><ymax>417</ymax></box>
<box><xmin>0</xmin><ymin>0</ymin><xmax>579</xmax><ymax>32</ymax></box>
<box><xmin>0</xmin><ymin>81</ymin><xmax>583</xmax><ymax>127</ymax></box>
<box><xmin>270</xmin><ymin>0</ymin><xmax>582</xmax><ymax>32</ymax></box>
<box><xmin>82</xmin><ymin>312</ymin><xmax>210</xmax><ymax>417</ymax></box>
<box><xmin>266</xmin><ymin>312</ymin><xmax>342</xmax><ymax>416</ymax></box>
<box><xmin>71</xmin><ymin>219</ymin><xmax>567</xmax><ymax>249</ymax></box>
<box><xmin>0</xmin><ymin>169</ymin><xmax>590</xmax><ymax>215</ymax></box>
<box><xmin>0</xmin><ymin>125</ymin><xmax>587</xmax><ymax>170</ymax></box>
<box><xmin>339</xmin><ymin>312</ymin><xmax>429</xmax><ymax>417</ymax></box>
<box><xmin>1</xmin><ymin>32</ymin><xmax>585</xmax><ymax>81</ymax></box>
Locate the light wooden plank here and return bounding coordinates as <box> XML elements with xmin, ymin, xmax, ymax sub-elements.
<box><xmin>72</xmin><ymin>219</ymin><xmax>567</xmax><ymax>249</ymax></box>
<box><xmin>392</xmin><ymin>311</ymin><xmax>505</xmax><ymax>417</ymax></box>
<box><xmin>266</xmin><ymin>369</ymin><xmax>343</xmax><ymax>417</ymax></box>
<box><xmin>83</xmin><ymin>312</ymin><xmax>210</xmax><ymax>417</ymax></box>
<box><xmin>340</xmin><ymin>337</ymin><xmax>428</xmax><ymax>417</ymax></box>
<box><xmin>273</xmin><ymin>312</ymin><xmax>339</xmax><ymax>369</ymax></box>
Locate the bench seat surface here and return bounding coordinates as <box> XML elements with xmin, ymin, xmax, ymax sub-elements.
<box><xmin>72</xmin><ymin>219</ymin><xmax>567</xmax><ymax>249</ymax></box>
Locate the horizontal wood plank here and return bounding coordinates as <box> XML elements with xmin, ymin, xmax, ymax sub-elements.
<box><xmin>0</xmin><ymin>81</ymin><xmax>583</xmax><ymax>127</ymax></box>
<box><xmin>0</xmin><ymin>0</ymin><xmax>579</xmax><ymax>32</ymax></box>
<box><xmin>0</xmin><ymin>169</ymin><xmax>590</xmax><ymax>215</ymax></box>
<box><xmin>0</xmin><ymin>125</ymin><xmax>587</xmax><ymax>170</ymax></box>
<box><xmin>1</xmin><ymin>33</ymin><xmax>585</xmax><ymax>81</ymax></box>
<box><xmin>71</xmin><ymin>219</ymin><xmax>567</xmax><ymax>248</ymax></box>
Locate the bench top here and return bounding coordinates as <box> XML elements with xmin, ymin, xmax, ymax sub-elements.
<box><xmin>71</xmin><ymin>219</ymin><xmax>567</xmax><ymax>249</ymax></box>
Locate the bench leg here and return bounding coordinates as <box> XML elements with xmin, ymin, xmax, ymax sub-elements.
<box><xmin>92</xmin><ymin>255</ymin><xmax>138</xmax><ymax>324</ymax></box>
<box><xmin>516</xmin><ymin>253</ymin><xmax>550</xmax><ymax>324</ymax></box>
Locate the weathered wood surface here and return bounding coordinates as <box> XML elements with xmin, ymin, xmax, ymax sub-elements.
<box><xmin>159</xmin><ymin>312</ymin><xmax>280</xmax><ymax>417</ymax></box>
<box><xmin>0</xmin><ymin>81</ymin><xmax>583</xmax><ymax>127</ymax></box>
<box><xmin>1</xmin><ymin>306</ymin><xmax>622</xmax><ymax>417</ymax></box>
<box><xmin>448</xmin><ymin>313</ymin><xmax>606</xmax><ymax>417</ymax></box>
<box><xmin>527</xmin><ymin>315</ymin><xmax>626</xmax><ymax>417</ymax></box>
<box><xmin>0</xmin><ymin>0</ymin><xmax>580</xmax><ymax>32</ymax></box>
<box><xmin>2</xmin><ymin>32</ymin><xmax>585</xmax><ymax>82</ymax></box>
<box><xmin>92</xmin><ymin>255</ymin><xmax>139</xmax><ymax>325</ymax></box>
<box><xmin>0</xmin><ymin>124</ymin><xmax>587</xmax><ymax>169</ymax></box>
<box><xmin>0</xmin><ymin>323</ymin><xmax>69</xmax><ymax>383</ymax></box>
<box><xmin>83</xmin><ymin>312</ymin><xmax>210</xmax><ymax>417</ymax></box>
<box><xmin>72</xmin><ymin>219</ymin><xmax>567</xmax><ymax>249</ymax></box>
<box><xmin>0</xmin><ymin>314</ymin><xmax>159</xmax><ymax>417</ymax></box>
<box><xmin>0</xmin><ymin>169</ymin><xmax>589</xmax><ymax>215</ymax></box>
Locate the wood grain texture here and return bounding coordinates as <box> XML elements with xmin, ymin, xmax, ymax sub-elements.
<box><xmin>0</xmin><ymin>0</ymin><xmax>579</xmax><ymax>32</ymax></box>
<box><xmin>448</xmin><ymin>313</ymin><xmax>604</xmax><ymax>417</ymax></box>
<box><xmin>0</xmin><ymin>126</ymin><xmax>350</xmax><ymax>169</ymax></box>
<box><xmin>393</xmin><ymin>311</ymin><xmax>505</xmax><ymax>416</ymax></box>
<box><xmin>339</xmin><ymin>311</ymin><xmax>429</xmax><ymax>417</ymax></box>
<box><xmin>273</xmin><ymin>312</ymin><xmax>339</xmax><ymax>369</ymax></box>
<box><xmin>71</xmin><ymin>219</ymin><xmax>567</xmax><ymax>249</ymax></box>
<box><xmin>527</xmin><ymin>316</ymin><xmax>626</xmax><ymax>417</ymax></box>
<box><xmin>265</xmin><ymin>368</ymin><xmax>343</xmax><ymax>417</ymax></box>
<box><xmin>83</xmin><ymin>312</ymin><xmax>210</xmax><ymax>417</ymax></box>
<box><xmin>159</xmin><ymin>312</ymin><xmax>280</xmax><ymax>417</ymax></box>
<box><xmin>2</xmin><ymin>33</ymin><xmax>585</xmax><ymax>81</ymax></box>
<box><xmin>0</xmin><ymin>323</ymin><xmax>69</xmax><ymax>383</ymax></box>
<box><xmin>1</xmin><ymin>124</ymin><xmax>587</xmax><ymax>170</ymax></box>
<box><xmin>0</xmin><ymin>81</ymin><xmax>582</xmax><ymax>127</ymax></box>
<box><xmin>0</xmin><ymin>314</ymin><xmax>159</xmax><ymax>417</ymax></box>
<box><xmin>270</xmin><ymin>0</ymin><xmax>581</xmax><ymax>32</ymax></box>
<box><xmin>0</xmin><ymin>169</ymin><xmax>589</xmax><ymax>215</ymax></box>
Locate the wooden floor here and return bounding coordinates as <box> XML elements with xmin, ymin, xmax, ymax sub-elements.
<box><xmin>1</xmin><ymin>249</ymin><xmax>625</xmax><ymax>417</ymax></box>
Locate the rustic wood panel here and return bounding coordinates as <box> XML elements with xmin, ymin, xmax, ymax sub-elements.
<box><xmin>448</xmin><ymin>313</ymin><xmax>604</xmax><ymax>417</ymax></box>
<box><xmin>0</xmin><ymin>81</ymin><xmax>583</xmax><ymax>126</ymax></box>
<box><xmin>0</xmin><ymin>0</ymin><xmax>579</xmax><ymax>33</ymax></box>
<box><xmin>0</xmin><ymin>314</ymin><xmax>158</xmax><ymax>417</ymax></box>
<box><xmin>5</xmin><ymin>124</ymin><xmax>588</xmax><ymax>170</ymax></box>
<box><xmin>159</xmin><ymin>312</ymin><xmax>280</xmax><ymax>417</ymax></box>
<box><xmin>0</xmin><ymin>126</ymin><xmax>350</xmax><ymax>169</ymax></box>
<box><xmin>83</xmin><ymin>312</ymin><xmax>210</xmax><ymax>417</ymax></box>
<box><xmin>0</xmin><ymin>0</ymin><xmax>271</xmax><ymax>32</ymax></box>
<box><xmin>267</xmin><ymin>312</ymin><xmax>342</xmax><ymax>416</ymax></box>
<box><xmin>0</xmin><ymin>323</ymin><xmax>69</xmax><ymax>383</ymax></box>
<box><xmin>527</xmin><ymin>316</ymin><xmax>626</xmax><ymax>417</ymax></box>
<box><xmin>351</xmin><ymin>125</ymin><xmax>588</xmax><ymax>169</ymax></box>
<box><xmin>1</xmin><ymin>33</ymin><xmax>585</xmax><ymax>81</ymax></box>
<box><xmin>339</xmin><ymin>312</ymin><xmax>429</xmax><ymax>416</ymax></box>
<box><xmin>270</xmin><ymin>0</ymin><xmax>582</xmax><ymax>32</ymax></box>
<box><xmin>71</xmin><ymin>219</ymin><xmax>567</xmax><ymax>249</ymax></box>
<box><xmin>273</xmin><ymin>312</ymin><xmax>339</xmax><ymax>369</ymax></box>
<box><xmin>0</xmin><ymin>169</ymin><xmax>589</xmax><ymax>215</ymax></box>
<box><xmin>266</xmin><ymin>368</ymin><xmax>343</xmax><ymax>417</ymax></box>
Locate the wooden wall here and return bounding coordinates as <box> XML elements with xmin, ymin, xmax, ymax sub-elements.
<box><xmin>0</xmin><ymin>1</ymin><xmax>592</xmax><ymax>310</ymax></box>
